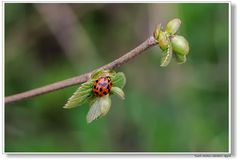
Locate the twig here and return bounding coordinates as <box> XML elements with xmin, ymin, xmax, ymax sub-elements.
<box><xmin>5</xmin><ymin>36</ymin><xmax>157</xmax><ymax>104</ymax></box>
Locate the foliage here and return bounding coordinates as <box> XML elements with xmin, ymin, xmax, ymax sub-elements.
<box><xmin>154</xmin><ymin>18</ymin><xmax>189</xmax><ymax>66</ymax></box>
<box><xmin>63</xmin><ymin>69</ymin><xmax>126</xmax><ymax>123</ymax></box>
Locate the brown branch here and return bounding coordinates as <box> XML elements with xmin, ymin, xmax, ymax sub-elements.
<box><xmin>5</xmin><ymin>36</ymin><xmax>157</xmax><ymax>104</ymax></box>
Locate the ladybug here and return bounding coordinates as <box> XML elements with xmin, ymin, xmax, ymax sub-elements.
<box><xmin>93</xmin><ymin>76</ymin><xmax>112</xmax><ymax>97</ymax></box>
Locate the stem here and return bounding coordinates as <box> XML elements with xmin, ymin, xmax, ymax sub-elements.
<box><xmin>5</xmin><ymin>36</ymin><xmax>157</xmax><ymax>104</ymax></box>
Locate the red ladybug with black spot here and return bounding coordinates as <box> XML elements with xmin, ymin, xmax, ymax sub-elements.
<box><xmin>93</xmin><ymin>76</ymin><xmax>112</xmax><ymax>97</ymax></box>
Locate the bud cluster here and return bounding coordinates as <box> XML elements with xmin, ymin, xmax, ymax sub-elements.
<box><xmin>154</xmin><ymin>18</ymin><xmax>189</xmax><ymax>66</ymax></box>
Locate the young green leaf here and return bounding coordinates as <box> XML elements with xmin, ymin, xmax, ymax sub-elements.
<box><xmin>160</xmin><ymin>45</ymin><xmax>172</xmax><ymax>67</ymax></box>
<box><xmin>91</xmin><ymin>69</ymin><xmax>116</xmax><ymax>79</ymax></box>
<box><xmin>171</xmin><ymin>35</ymin><xmax>189</xmax><ymax>56</ymax></box>
<box><xmin>63</xmin><ymin>80</ymin><xmax>94</xmax><ymax>109</ymax></box>
<box><xmin>99</xmin><ymin>95</ymin><xmax>112</xmax><ymax>117</ymax></box>
<box><xmin>166</xmin><ymin>18</ymin><xmax>181</xmax><ymax>35</ymax></box>
<box><xmin>86</xmin><ymin>94</ymin><xmax>111</xmax><ymax>123</ymax></box>
<box><xmin>158</xmin><ymin>31</ymin><xmax>170</xmax><ymax>50</ymax></box>
<box><xmin>111</xmin><ymin>87</ymin><xmax>125</xmax><ymax>100</ymax></box>
<box><xmin>88</xmin><ymin>95</ymin><xmax>97</xmax><ymax>106</ymax></box>
<box><xmin>110</xmin><ymin>72</ymin><xmax>126</xmax><ymax>89</ymax></box>
<box><xmin>154</xmin><ymin>24</ymin><xmax>162</xmax><ymax>41</ymax></box>
<box><xmin>63</xmin><ymin>93</ymin><xmax>94</xmax><ymax>109</ymax></box>
<box><xmin>91</xmin><ymin>69</ymin><xmax>104</xmax><ymax>79</ymax></box>
<box><xmin>86</xmin><ymin>98</ymin><xmax>103</xmax><ymax>123</ymax></box>
<box><xmin>174</xmin><ymin>53</ymin><xmax>187</xmax><ymax>64</ymax></box>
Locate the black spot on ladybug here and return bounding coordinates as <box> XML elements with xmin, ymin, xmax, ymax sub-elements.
<box><xmin>100</xmin><ymin>88</ymin><xmax>102</xmax><ymax>92</ymax></box>
<box><xmin>95</xmin><ymin>80</ymin><xmax>98</xmax><ymax>83</ymax></box>
<box><xmin>103</xmin><ymin>91</ymin><xmax>107</xmax><ymax>95</ymax></box>
<box><xmin>94</xmin><ymin>86</ymin><xmax>96</xmax><ymax>89</ymax></box>
<box><xmin>94</xmin><ymin>91</ymin><xmax>98</xmax><ymax>95</ymax></box>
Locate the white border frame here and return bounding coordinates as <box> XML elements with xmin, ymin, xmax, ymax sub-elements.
<box><xmin>2</xmin><ymin>1</ymin><xmax>232</xmax><ymax>156</ymax></box>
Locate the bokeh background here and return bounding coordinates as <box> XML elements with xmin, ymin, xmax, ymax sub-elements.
<box><xmin>5</xmin><ymin>3</ymin><xmax>229</xmax><ymax>152</ymax></box>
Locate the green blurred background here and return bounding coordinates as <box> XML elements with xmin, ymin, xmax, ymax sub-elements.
<box><xmin>5</xmin><ymin>3</ymin><xmax>229</xmax><ymax>152</ymax></box>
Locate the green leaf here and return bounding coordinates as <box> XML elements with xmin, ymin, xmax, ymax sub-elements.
<box><xmin>111</xmin><ymin>87</ymin><xmax>125</xmax><ymax>100</ymax></box>
<box><xmin>110</xmin><ymin>72</ymin><xmax>126</xmax><ymax>89</ymax></box>
<box><xmin>86</xmin><ymin>95</ymin><xmax>111</xmax><ymax>123</ymax></box>
<box><xmin>63</xmin><ymin>80</ymin><xmax>94</xmax><ymax>109</ymax></box>
<box><xmin>174</xmin><ymin>53</ymin><xmax>187</xmax><ymax>64</ymax></box>
<box><xmin>91</xmin><ymin>69</ymin><xmax>116</xmax><ymax>79</ymax></box>
<box><xmin>88</xmin><ymin>96</ymin><xmax>97</xmax><ymax>106</ymax></box>
<box><xmin>171</xmin><ymin>35</ymin><xmax>189</xmax><ymax>56</ymax></box>
<box><xmin>160</xmin><ymin>45</ymin><xmax>172</xmax><ymax>67</ymax></box>
<box><xmin>71</xmin><ymin>88</ymin><xmax>92</xmax><ymax>98</ymax></box>
<box><xmin>106</xmin><ymin>69</ymin><xmax>117</xmax><ymax>76</ymax></box>
<box><xmin>158</xmin><ymin>31</ymin><xmax>170</xmax><ymax>50</ymax></box>
<box><xmin>154</xmin><ymin>24</ymin><xmax>162</xmax><ymax>41</ymax></box>
<box><xmin>91</xmin><ymin>69</ymin><xmax>104</xmax><ymax>79</ymax></box>
<box><xmin>166</xmin><ymin>18</ymin><xmax>181</xmax><ymax>35</ymax></box>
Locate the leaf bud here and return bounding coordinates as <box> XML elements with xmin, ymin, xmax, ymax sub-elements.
<box><xmin>171</xmin><ymin>35</ymin><xmax>189</xmax><ymax>56</ymax></box>
<box><xmin>166</xmin><ymin>18</ymin><xmax>181</xmax><ymax>35</ymax></box>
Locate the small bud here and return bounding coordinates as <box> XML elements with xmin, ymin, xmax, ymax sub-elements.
<box><xmin>158</xmin><ymin>31</ymin><xmax>170</xmax><ymax>50</ymax></box>
<box><xmin>171</xmin><ymin>35</ymin><xmax>189</xmax><ymax>55</ymax></box>
<box><xmin>166</xmin><ymin>18</ymin><xmax>181</xmax><ymax>35</ymax></box>
<box><xmin>153</xmin><ymin>24</ymin><xmax>162</xmax><ymax>41</ymax></box>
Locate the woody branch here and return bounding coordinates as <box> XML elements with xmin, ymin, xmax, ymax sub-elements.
<box><xmin>5</xmin><ymin>36</ymin><xmax>157</xmax><ymax>104</ymax></box>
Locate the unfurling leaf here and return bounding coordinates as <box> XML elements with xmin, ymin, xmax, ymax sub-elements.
<box><xmin>171</xmin><ymin>35</ymin><xmax>189</xmax><ymax>56</ymax></box>
<box><xmin>154</xmin><ymin>18</ymin><xmax>189</xmax><ymax>67</ymax></box>
<box><xmin>91</xmin><ymin>69</ymin><xmax>116</xmax><ymax>79</ymax></box>
<box><xmin>160</xmin><ymin>45</ymin><xmax>173</xmax><ymax>67</ymax></box>
<box><xmin>63</xmin><ymin>69</ymin><xmax>126</xmax><ymax>123</ymax></box>
<box><xmin>110</xmin><ymin>72</ymin><xmax>126</xmax><ymax>89</ymax></box>
<box><xmin>111</xmin><ymin>87</ymin><xmax>125</xmax><ymax>100</ymax></box>
<box><xmin>174</xmin><ymin>53</ymin><xmax>187</xmax><ymax>64</ymax></box>
<box><xmin>86</xmin><ymin>94</ymin><xmax>111</xmax><ymax>123</ymax></box>
<box><xmin>91</xmin><ymin>69</ymin><xmax>104</xmax><ymax>79</ymax></box>
<box><xmin>166</xmin><ymin>18</ymin><xmax>181</xmax><ymax>35</ymax></box>
<box><xmin>158</xmin><ymin>31</ymin><xmax>170</xmax><ymax>50</ymax></box>
<box><xmin>154</xmin><ymin>24</ymin><xmax>163</xmax><ymax>40</ymax></box>
<box><xmin>63</xmin><ymin>80</ymin><xmax>95</xmax><ymax>109</ymax></box>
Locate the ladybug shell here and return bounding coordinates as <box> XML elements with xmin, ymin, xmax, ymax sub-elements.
<box><xmin>93</xmin><ymin>76</ymin><xmax>112</xmax><ymax>97</ymax></box>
